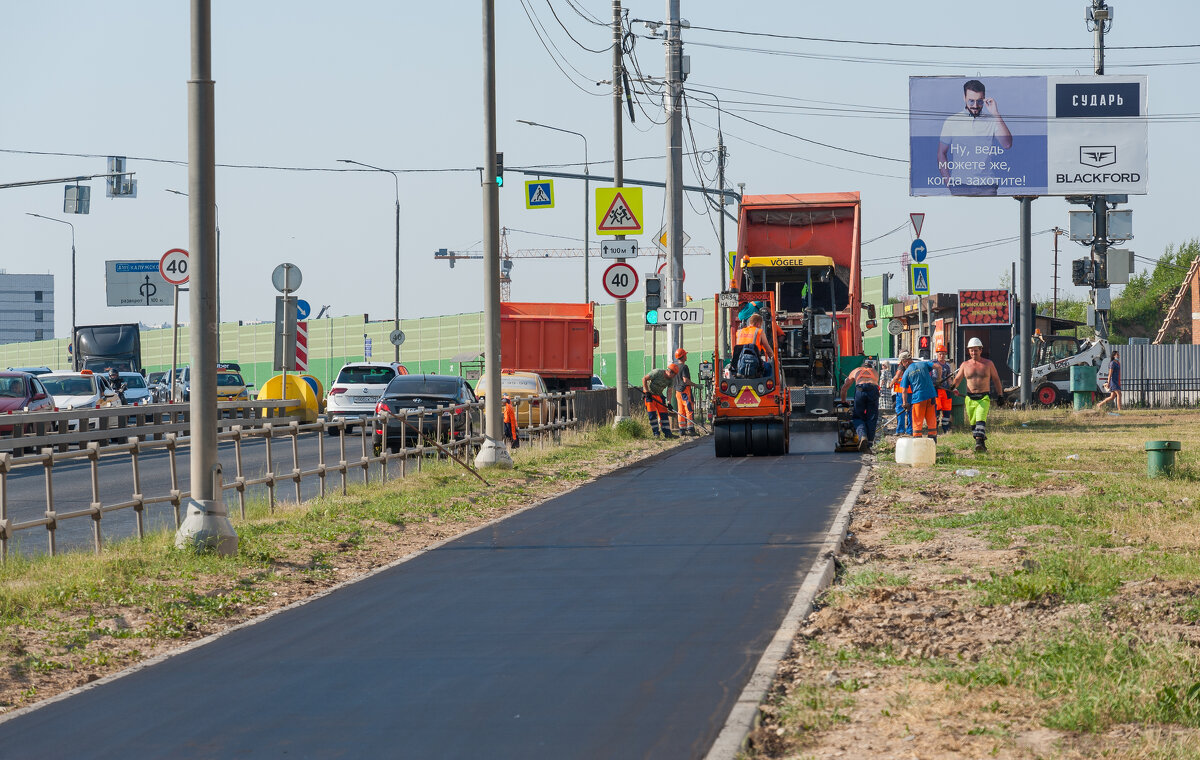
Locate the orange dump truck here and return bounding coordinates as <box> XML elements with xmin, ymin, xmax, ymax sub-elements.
<box><xmin>500</xmin><ymin>302</ymin><xmax>598</xmax><ymax>392</ymax></box>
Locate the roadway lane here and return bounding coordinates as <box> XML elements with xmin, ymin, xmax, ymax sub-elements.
<box><xmin>3</xmin><ymin>430</ymin><xmax>388</xmax><ymax>557</ymax></box>
<box><xmin>0</xmin><ymin>432</ymin><xmax>862</xmax><ymax>759</ymax></box>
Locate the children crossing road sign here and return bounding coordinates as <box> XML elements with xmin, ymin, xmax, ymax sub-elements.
<box><xmin>595</xmin><ymin>187</ymin><xmax>643</xmax><ymax>235</ymax></box>
<box><xmin>525</xmin><ymin>180</ymin><xmax>554</xmax><ymax>209</ymax></box>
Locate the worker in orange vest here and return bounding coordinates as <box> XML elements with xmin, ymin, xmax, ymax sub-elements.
<box><xmin>734</xmin><ymin>313</ymin><xmax>772</xmax><ymax>377</ymax></box>
<box><xmin>502</xmin><ymin>394</ymin><xmax>520</xmax><ymax>449</ymax></box>
<box><xmin>672</xmin><ymin>348</ymin><xmax>698</xmax><ymax>436</ymax></box>
<box><xmin>641</xmin><ymin>364</ymin><xmax>678</xmax><ymax>438</ymax></box>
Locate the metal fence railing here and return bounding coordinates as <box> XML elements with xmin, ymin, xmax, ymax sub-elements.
<box><xmin>0</xmin><ymin>393</ymin><xmax>579</xmax><ymax>561</ymax></box>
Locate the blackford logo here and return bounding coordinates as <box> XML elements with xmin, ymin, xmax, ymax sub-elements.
<box><xmin>1080</xmin><ymin>146</ymin><xmax>1116</xmax><ymax>168</ymax></box>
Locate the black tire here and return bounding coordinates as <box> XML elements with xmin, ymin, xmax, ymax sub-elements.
<box><xmin>714</xmin><ymin>423</ymin><xmax>731</xmax><ymax>457</ymax></box>
<box><xmin>751</xmin><ymin>421</ymin><xmax>770</xmax><ymax>456</ymax></box>
<box><xmin>767</xmin><ymin>421</ymin><xmax>787</xmax><ymax>456</ymax></box>
<box><xmin>1035</xmin><ymin>383</ymin><xmax>1059</xmax><ymax>408</ymax></box>
<box><xmin>728</xmin><ymin>421</ymin><xmax>748</xmax><ymax>458</ymax></box>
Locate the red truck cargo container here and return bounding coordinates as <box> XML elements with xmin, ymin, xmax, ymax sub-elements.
<box><xmin>500</xmin><ymin>302</ymin><xmax>597</xmax><ymax>392</ymax></box>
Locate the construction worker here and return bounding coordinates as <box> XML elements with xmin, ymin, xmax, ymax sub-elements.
<box><xmin>839</xmin><ymin>357</ymin><xmax>880</xmax><ymax>451</ymax></box>
<box><xmin>901</xmin><ymin>353</ymin><xmax>942</xmax><ymax>441</ymax></box>
<box><xmin>502</xmin><ymin>394</ymin><xmax>520</xmax><ymax>449</ymax></box>
<box><xmin>950</xmin><ymin>337</ymin><xmax>1004</xmax><ymax>453</ymax></box>
<box><xmin>891</xmin><ymin>352</ymin><xmax>913</xmax><ymax>436</ymax></box>
<box><xmin>933</xmin><ymin>348</ymin><xmax>954</xmax><ymax>434</ymax></box>
<box><xmin>734</xmin><ymin>313</ymin><xmax>772</xmax><ymax>378</ymax></box>
<box><xmin>672</xmin><ymin>348</ymin><xmax>698</xmax><ymax>436</ymax></box>
<box><xmin>641</xmin><ymin>364</ymin><xmax>678</xmax><ymax>439</ymax></box>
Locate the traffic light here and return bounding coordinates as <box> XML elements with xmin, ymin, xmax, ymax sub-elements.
<box><xmin>495</xmin><ymin>151</ymin><xmax>504</xmax><ymax>187</ymax></box>
<box><xmin>917</xmin><ymin>335</ymin><xmax>931</xmax><ymax>357</ymax></box>
<box><xmin>644</xmin><ymin>273</ymin><xmax>661</xmax><ymax>325</ymax></box>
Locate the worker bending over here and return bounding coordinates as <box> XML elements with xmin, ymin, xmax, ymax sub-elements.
<box><xmin>672</xmin><ymin>348</ymin><xmax>698</xmax><ymax>436</ymax></box>
<box><xmin>950</xmin><ymin>337</ymin><xmax>1004</xmax><ymax>453</ymax></box>
<box><xmin>901</xmin><ymin>355</ymin><xmax>942</xmax><ymax>441</ymax></box>
<box><xmin>642</xmin><ymin>364</ymin><xmax>678</xmax><ymax>439</ymax></box>
<box><xmin>839</xmin><ymin>358</ymin><xmax>880</xmax><ymax>452</ymax></box>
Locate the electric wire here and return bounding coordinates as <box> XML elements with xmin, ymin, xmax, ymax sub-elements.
<box><xmin>518</xmin><ymin>0</ymin><xmax>606</xmax><ymax>97</ymax></box>
<box><xmin>544</xmin><ymin>0</ymin><xmax>613</xmax><ymax>54</ymax></box>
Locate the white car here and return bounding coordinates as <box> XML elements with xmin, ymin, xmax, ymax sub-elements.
<box><xmin>40</xmin><ymin>371</ymin><xmax>123</xmax><ymax>430</ymax></box>
<box><xmin>118</xmin><ymin>372</ymin><xmax>153</xmax><ymax>406</ymax></box>
<box><xmin>325</xmin><ymin>362</ymin><xmax>407</xmax><ymax>434</ymax></box>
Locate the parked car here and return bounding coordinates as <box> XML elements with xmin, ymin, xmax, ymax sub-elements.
<box><xmin>372</xmin><ymin>374</ymin><xmax>477</xmax><ymax>453</ymax></box>
<box><xmin>474</xmin><ymin>370</ymin><xmax>548</xmax><ymax>427</ymax></box>
<box><xmin>39</xmin><ymin>371</ymin><xmax>122</xmax><ymax>430</ymax></box>
<box><xmin>0</xmin><ymin>371</ymin><xmax>55</xmax><ymax>435</ymax></box>
<box><xmin>590</xmin><ymin>374</ymin><xmax>607</xmax><ymax>390</ymax></box>
<box><xmin>147</xmin><ymin>371</ymin><xmax>171</xmax><ymax>402</ymax></box>
<box><xmin>6</xmin><ymin>366</ymin><xmax>52</xmax><ymax>376</ymax></box>
<box><xmin>326</xmin><ymin>362</ymin><xmax>408</xmax><ymax>434</ymax></box>
<box><xmin>117</xmin><ymin>372</ymin><xmax>153</xmax><ymax>406</ymax></box>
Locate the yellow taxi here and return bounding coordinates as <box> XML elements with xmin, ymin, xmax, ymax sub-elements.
<box><xmin>474</xmin><ymin>370</ymin><xmax>548</xmax><ymax>427</ymax></box>
<box><xmin>216</xmin><ymin>363</ymin><xmax>251</xmax><ymax>401</ymax></box>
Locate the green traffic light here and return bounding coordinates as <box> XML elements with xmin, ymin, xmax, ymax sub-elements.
<box><xmin>646</xmin><ymin>310</ymin><xmax>659</xmax><ymax>325</ymax></box>
<box><xmin>496</xmin><ymin>176</ymin><xmax>504</xmax><ymax>187</ymax></box>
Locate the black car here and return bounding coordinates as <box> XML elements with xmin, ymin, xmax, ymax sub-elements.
<box><xmin>372</xmin><ymin>374</ymin><xmax>478</xmax><ymax>452</ymax></box>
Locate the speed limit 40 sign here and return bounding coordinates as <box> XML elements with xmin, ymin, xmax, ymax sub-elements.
<box><xmin>159</xmin><ymin>248</ymin><xmax>190</xmax><ymax>286</ymax></box>
<box><xmin>602</xmin><ymin>261</ymin><xmax>638</xmax><ymax>299</ymax></box>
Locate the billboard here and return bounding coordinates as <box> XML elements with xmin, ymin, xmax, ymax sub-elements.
<box><xmin>105</xmin><ymin>261</ymin><xmax>174</xmax><ymax>307</ymax></box>
<box><xmin>958</xmin><ymin>290</ymin><xmax>1011</xmax><ymax>326</ymax></box>
<box><xmin>910</xmin><ymin>76</ymin><xmax>1147</xmax><ymax>197</ymax></box>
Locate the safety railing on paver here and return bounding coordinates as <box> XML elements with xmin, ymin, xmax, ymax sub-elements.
<box><xmin>0</xmin><ymin>392</ymin><xmax>578</xmax><ymax>560</ymax></box>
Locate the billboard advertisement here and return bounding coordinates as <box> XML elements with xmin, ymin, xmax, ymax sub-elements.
<box><xmin>958</xmin><ymin>290</ymin><xmax>1011</xmax><ymax>326</ymax></box>
<box><xmin>910</xmin><ymin>76</ymin><xmax>1147</xmax><ymax>197</ymax></box>
<box><xmin>105</xmin><ymin>261</ymin><xmax>174</xmax><ymax>307</ymax></box>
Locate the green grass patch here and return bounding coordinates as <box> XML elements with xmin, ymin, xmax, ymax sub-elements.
<box><xmin>927</xmin><ymin>626</ymin><xmax>1200</xmax><ymax>732</ymax></box>
<box><xmin>978</xmin><ymin>549</ymin><xmax>1200</xmax><ymax>606</ymax></box>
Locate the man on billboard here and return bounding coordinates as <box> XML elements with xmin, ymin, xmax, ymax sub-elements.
<box><xmin>937</xmin><ymin>80</ymin><xmax>1014</xmax><ymax>196</ymax></box>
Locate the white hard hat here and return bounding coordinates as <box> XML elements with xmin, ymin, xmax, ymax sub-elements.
<box><xmin>968</xmin><ymin>337</ymin><xmax>984</xmax><ymax>348</ymax></box>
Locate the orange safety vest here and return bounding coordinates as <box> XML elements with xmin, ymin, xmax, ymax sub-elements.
<box><xmin>735</xmin><ymin>325</ymin><xmax>769</xmax><ymax>355</ymax></box>
<box><xmin>502</xmin><ymin>401</ymin><xmax>517</xmax><ymax>429</ymax></box>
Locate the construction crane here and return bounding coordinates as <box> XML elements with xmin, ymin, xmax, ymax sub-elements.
<box><xmin>433</xmin><ymin>227</ymin><xmax>712</xmax><ymax>301</ymax></box>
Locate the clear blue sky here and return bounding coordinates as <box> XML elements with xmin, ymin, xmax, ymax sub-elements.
<box><xmin>2</xmin><ymin>1</ymin><xmax>1195</xmax><ymax>340</ymax></box>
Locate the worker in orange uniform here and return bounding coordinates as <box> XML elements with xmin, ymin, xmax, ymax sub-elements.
<box><xmin>933</xmin><ymin>348</ymin><xmax>954</xmax><ymax>434</ymax></box>
<box><xmin>672</xmin><ymin>348</ymin><xmax>698</xmax><ymax>436</ymax></box>
<box><xmin>734</xmin><ymin>312</ymin><xmax>772</xmax><ymax>378</ymax></box>
<box><xmin>642</xmin><ymin>363</ymin><xmax>678</xmax><ymax>439</ymax></box>
<box><xmin>502</xmin><ymin>394</ymin><xmax>520</xmax><ymax>449</ymax></box>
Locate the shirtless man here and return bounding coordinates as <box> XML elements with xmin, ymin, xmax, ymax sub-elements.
<box><xmin>950</xmin><ymin>337</ymin><xmax>1004</xmax><ymax>453</ymax></box>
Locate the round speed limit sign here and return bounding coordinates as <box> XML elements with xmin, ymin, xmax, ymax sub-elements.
<box><xmin>159</xmin><ymin>248</ymin><xmax>190</xmax><ymax>286</ymax></box>
<box><xmin>602</xmin><ymin>261</ymin><xmax>638</xmax><ymax>299</ymax></box>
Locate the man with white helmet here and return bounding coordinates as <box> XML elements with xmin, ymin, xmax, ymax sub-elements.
<box><xmin>950</xmin><ymin>337</ymin><xmax>1004</xmax><ymax>453</ymax></box>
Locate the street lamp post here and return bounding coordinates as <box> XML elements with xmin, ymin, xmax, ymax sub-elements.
<box><xmin>26</xmin><ymin>213</ymin><xmax>76</xmax><ymax>356</ymax></box>
<box><xmin>166</xmin><ymin>189</ymin><xmax>220</xmax><ymax>355</ymax></box>
<box><xmin>517</xmin><ymin>120</ymin><xmax>590</xmax><ymax>302</ymax></box>
<box><xmin>339</xmin><ymin>159</ymin><xmax>401</xmax><ymax>362</ymax></box>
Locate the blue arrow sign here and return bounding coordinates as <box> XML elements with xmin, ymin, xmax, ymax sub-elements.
<box><xmin>296</xmin><ymin>299</ymin><xmax>311</xmax><ymax>320</ymax></box>
<box><xmin>910</xmin><ymin>237</ymin><xmax>927</xmax><ymax>263</ymax></box>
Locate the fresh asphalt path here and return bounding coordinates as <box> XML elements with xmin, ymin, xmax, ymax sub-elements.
<box><xmin>0</xmin><ymin>432</ymin><xmax>862</xmax><ymax>759</ymax></box>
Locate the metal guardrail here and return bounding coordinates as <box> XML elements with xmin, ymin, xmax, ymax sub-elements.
<box><xmin>0</xmin><ymin>392</ymin><xmax>578</xmax><ymax>561</ymax></box>
<box><xmin>0</xmin><ymin>399</ymin><xmax>301</xmax><ymax>454</ymax></box>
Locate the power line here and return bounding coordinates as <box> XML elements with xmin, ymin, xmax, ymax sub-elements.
<box><xmin>719</xmin><ymin>108</ymin><xmax>906</xmax><ymax>163</ymax></box>
<box><xmin>543</xmin><ymin>0</ymin><xmax>613</xmax><ymax>54</ymax></box>
<box><xmin>863</xmin><ymin>222</ymin><xmax>909</xmax><ymax>246</ymax></box>
<box><xmin>518</xmin><ymin>0</ymin><xmax>606</xmax><ymax>96</ymax></box>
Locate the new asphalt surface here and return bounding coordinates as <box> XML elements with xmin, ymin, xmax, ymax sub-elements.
<box><xmin>0</xmin><ymin>432</ymin><xmax>862</xmax><ymax>759</ymax></box>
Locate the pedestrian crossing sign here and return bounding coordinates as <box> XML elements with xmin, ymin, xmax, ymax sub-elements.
<box><xmin>525</xmin><ymin>180</ymin><xmax>554</xmax><ymax>209</ymax></box>
<box><xmin>595</xmin><ymin>186</ymin><xmax>643</xmax><ymax>235</ymax></box>
<box><xmin>910</xmin><ymin>263</ymin><xmax>930</xmax><ymax>295</ymax></box>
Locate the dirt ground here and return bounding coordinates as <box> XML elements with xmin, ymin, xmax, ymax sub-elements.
<box><xmin>747</xmin><ymin>429</ymin><xmax>1200</xmax><ymax>759</ymax></box>
<box><xmin>0</xmin><ymin>436</ymin><xmax>682</xmax><ymax>714</ymax></box>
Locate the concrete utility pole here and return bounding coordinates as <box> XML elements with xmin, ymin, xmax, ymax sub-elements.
<box><xmin>612</xmin><ymin>0</ymin><xmax>629</xmax><ymax>422</ymax></box>
<box><xmin>1018</xmin><ymin>197</ymin><xmax>1034</xmax><ymax>408</ymax></box>
<box><xmin>664</xmin><ymin>0</ymin><xmax>684</xmax><ymax>363</ymax></box>
<box><xmin>175</xmin><ymin>0</ymin><xmax>236</xmax><ymax>554</ymax></box>
<box><xmin>474</xmin><ymin>0</ymin><xmax>513</xmax><ymax>470</ymax></box>
<box><xmin>1088</xmin><ymin>0</ymin><xmax>1113</xmax><ymax>340</ymax></box>
<box><xmin>1052</xmin><ymin>226</ymin><xmax>1065</xmax><ymax>317</ymax></box>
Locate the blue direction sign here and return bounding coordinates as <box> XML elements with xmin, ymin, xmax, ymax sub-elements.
<box><xmin>296</xmin><ymin>299</ymin><xmax>311</xmax><ymax>320</ymax></box>
<box><xmin>525</xmin><ymin>180</ymin><xmax>554</xmax><ymax>209</ymax></box>
<box><xmin>910</xmin><ymin>263</ymin><xmax>930</xmax><ymax>295</ymax></box>
<box><xmin>910</xmin><ymin>238</ymin><xmax>928</xmax><ymax>263</ymax></box>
